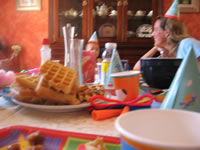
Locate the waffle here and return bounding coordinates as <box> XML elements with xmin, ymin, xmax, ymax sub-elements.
<box><xmin>16</xmin><ymin>74</ymin><xmax>40</xmax><ymax>89</ymax></box>
<box><xmin>89</xmin><ymin>84</ymin><xmax>104</xmax><ymax>95</ymax></box>
<box><xmin>40</xmin><ymin>60</ymin><xmax>77</xmax><ymax>94</ymax></box>
<box><xmin>77</xmin><ymin>85</ymin><xmax>91</xmax><ymax>102</ymax></box>
<box><xmin>77</xmin><ymin>84</ymin><xmax>105</xmax><ymax>102</ymax></box>
<box><xmin>11</xmin><ymin>83</ymin><xmax>42</xmax><ymax>104</ymax></box>
<box><xmin>35</xmin><ymin>75</ymin><xmax>80</xmax><ymax>105</ymax></box>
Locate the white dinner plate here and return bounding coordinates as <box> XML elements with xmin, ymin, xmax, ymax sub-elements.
<box><xmin>11</xmin><ymin>98</ymin><xmax>90</xmax><ymax>113</ymax></box>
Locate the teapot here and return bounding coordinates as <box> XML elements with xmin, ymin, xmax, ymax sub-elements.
<box><xmin>96</xmin><ymin>4</ymin><xmax>109</xmax><ymax>16</ymax></box>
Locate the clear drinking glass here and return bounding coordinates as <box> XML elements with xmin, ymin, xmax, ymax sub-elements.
<box><xmin>69</xmin><ymin>39</ymin><xmax>84</xmax><ymax>85</ymax></box>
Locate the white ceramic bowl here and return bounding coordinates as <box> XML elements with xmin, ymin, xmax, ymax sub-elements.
<box><xmin>115</xmin><ymin>109</ymin><xmax>200</xmax><ymax>150</ymax></box>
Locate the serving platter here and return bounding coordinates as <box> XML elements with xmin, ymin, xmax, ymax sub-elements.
<box><xmin>11</xmin><ymin>98</ymin><xmax>90</xmax><ymax>112</ymax></box>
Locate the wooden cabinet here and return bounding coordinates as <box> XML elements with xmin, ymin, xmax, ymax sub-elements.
<box><xmin>49</xmin><ymin>0</ymin><xmax>163</xmax><ymax>68</ymax></box>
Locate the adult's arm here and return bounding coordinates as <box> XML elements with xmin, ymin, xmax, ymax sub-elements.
<box><xmin>133</xmin><ymin>47</ymin><xmax>158</xmax><ymax>71</ymax></box>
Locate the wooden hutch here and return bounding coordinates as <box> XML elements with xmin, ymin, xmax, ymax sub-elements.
<box><xmin>49</xmin><ymin>0</ymin><xmax>163</xmax><ymax>68</ymax></box>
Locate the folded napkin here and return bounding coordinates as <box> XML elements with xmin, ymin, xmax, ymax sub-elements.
<box><xmin>89</xmin><ymin>94</ymin><xmax>155</xmax><ymax>121</ymax></box>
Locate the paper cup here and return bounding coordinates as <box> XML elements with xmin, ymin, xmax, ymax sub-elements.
<box><xmin>111</xmin><ymin>71</ymin><xmax>140</xmax><ymax>101</ymax></box>
<box><xmin>115</xmin><ymin>109</ymin><xmax>200</xmax><ymax>150</ymax></box>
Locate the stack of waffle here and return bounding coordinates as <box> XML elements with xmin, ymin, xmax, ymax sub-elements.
<box><xmin>11</xmin><ymin>60</ymin><xmax>104</xmax><ymax>105</ymax></box>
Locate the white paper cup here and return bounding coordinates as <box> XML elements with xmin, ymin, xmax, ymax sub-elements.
<box><xmin>115</xmin><ymin>109</ymin><xmax>200</xmax><ymax>150</ymax></box>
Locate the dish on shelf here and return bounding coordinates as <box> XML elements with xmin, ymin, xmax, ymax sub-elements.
<box><xmin>127</xmin><ymin>10</ymin><xmax>134</xmax><ymax>16</ymax></box>
<box><xmin>109</xmin><ymin>10</ymin><xmax>117</xmax><ymax>16</ymax></box>
<box><xmin>11</xmin><ymin>98</ymin><xmax>90</xmax><ymax>112</ymax></box>
<box><xmin>127</xmin><ymin>31</ymin><xmax>135</xmax><ymax>37</ymax></box>
<box><xmin>109</xmin><ymin>13</ymin><xmax>117</xmax><ymax>17</ymax></box>
<box><xmin>147</xmin><ymin>10</ymin><xmax>153</xmax><ymax>17</ymax></box>
<box><xmin>135</xmin><ymin>14</ymin><xmax>145</xmax><ymax>17</ymax></box>
<box><xmin>136</xmin><ymin>24</ymin><xmax>152</xmax><ymax>38</ymax></box>
<box><xmin>135</xmin><ymin>10</ymin><xmax>146</xmax><ymax>16</ymax></box>
<box><xmin>98</xmin><ymin>23</ymin><xmax>116</xmax><ymax>38</ymax></box>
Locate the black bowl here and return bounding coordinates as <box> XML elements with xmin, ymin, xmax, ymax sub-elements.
<box><xmin>140</xmin><ymin>58</ymin><xmax>182</xmax><ymax>89</ymax></box>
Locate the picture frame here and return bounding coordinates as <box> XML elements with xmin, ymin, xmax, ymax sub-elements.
<box><xmin>16</xmin><ymin>0</ymin><xmax>41</xmax><ymax>11</ymax></box>
<box><xmin>179</xmin><ymin>0</ymin><xmax>199</xmax><ymax>13</ymax></box>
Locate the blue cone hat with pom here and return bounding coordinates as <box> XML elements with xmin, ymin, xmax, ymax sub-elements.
<box><xmin>164</xmin><ymin>0</ymin><xmax>180</xmax><ymax>20</ymax></box>
<box><xmin>88</xmin><ymin>31</ymin><xmax>98</xmax><ymax>44</ymax></box>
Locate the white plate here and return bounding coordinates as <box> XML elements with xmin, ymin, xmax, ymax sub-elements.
<box><xmin>11</xmin><ymin>99</ymin><xmax>90</xmax><ymax>113</ymax></box>
<box><xmin>136</xmin><ymin>24</ymin><xmax>152</xmax><ymax>38</ymax></box>
<box><xmin>98</xmin><ymin>23</ymin><xmax>116</xmax><ymax>38</ymax></box>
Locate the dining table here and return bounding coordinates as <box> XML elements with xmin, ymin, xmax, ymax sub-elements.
<box><xmin>0</xmin><ymin>85</ymin><xmax>163</xmax><ymax>150</ymax></box>
<box><xmin>0</xmin><ymin>96</ymin><xmax>119</xmax><ymax>137</ymax></box>
<box><xmin>0</xmin><ymin>87</ymin><xmax>161</xmax><ymax>136</ymax></box>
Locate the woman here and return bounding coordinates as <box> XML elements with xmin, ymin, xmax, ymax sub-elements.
<box><xmin>133</xmin><ymin>16</ymin><xmax>200</xmax><ymax>70</ymax></box>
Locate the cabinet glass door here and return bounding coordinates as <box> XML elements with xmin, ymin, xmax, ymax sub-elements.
<box><xmin>58</xmin><ymin>0</ymin><xmax>83</xmax><ymax>38</ymax></box>
<box><xmin>93</xmin><ymin>0</ymin><xmax>118</xmax><ymax>40</ymax></box>
<box><xmin>126</xmin><ymin>0</ymin><xmax>153</xmax><ymax>40</ymax></box>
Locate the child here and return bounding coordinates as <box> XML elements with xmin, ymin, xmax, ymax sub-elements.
<box><xmin>85</xmin><ymin>32</ymin><xmax>104</xmax><ymax>62</ymax></box>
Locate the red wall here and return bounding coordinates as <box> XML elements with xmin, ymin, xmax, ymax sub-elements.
<box><xmin>0</xmin><ymin>0</ymin><xmax>48</xmax><ymax>71</ymax></box>
<box><xmin>0</xmin><ymin>0</ymin><xmax>199</xmax><ymax>71</ymax></box>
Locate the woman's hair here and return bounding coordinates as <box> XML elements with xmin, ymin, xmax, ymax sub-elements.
<box><xmin>157</xmin><ymin>16</ymin><xmax>189</xmax><ymax>43</ymax></box>
<box><xmin>157</xmin><ymin>16</ymin><xmax>189</xmax><ymax>56</ymax></box>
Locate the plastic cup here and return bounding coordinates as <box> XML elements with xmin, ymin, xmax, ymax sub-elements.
<box><xmin>111</xmin><ymin>71</ymin><xmax>140</xmax><ymax>101</ymax></box>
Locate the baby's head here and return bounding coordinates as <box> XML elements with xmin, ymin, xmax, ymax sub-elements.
<box><xmin>86</xmin><ymin>31</ymin><xmax>100</xmax><ymax>57</ymax></box>
<box><xmin>86</xmin><ymin>42</ymin><xmax>100</xmax><ymax>57</ymax></box>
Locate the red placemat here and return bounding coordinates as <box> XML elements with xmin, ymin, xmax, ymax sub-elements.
<box><xmin>0</xmin><ymin>125</ymin><xmax>120</xmax><ymax>150</ymax></box>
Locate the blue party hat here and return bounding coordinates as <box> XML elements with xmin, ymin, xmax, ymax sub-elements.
<box><xmin>88</xmin><ymin>31</ymin><xmax>98</xmax><ymax>43</ymax></box>
<box><xmin>161</xmin><ymin>48</ymin><xmax>200</xmax><ymax>112</ymax></box>
<box><xmin>164</xmin><ymin>0</ymin><xmax>180</xmax><ymax>19</ymax></box>
<box><xmin>104</xmin><ymin>48</ymin><xmax>123</xmax><ymax>90</ymax></box>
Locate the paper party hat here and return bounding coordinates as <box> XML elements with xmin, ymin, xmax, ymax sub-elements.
<box><xmin>88</xmin><ymin>31</ymin><xmax>98</xmax><ymax>43</ymax></box>
<box><xmin>161</xmin><ymin>48</ymin><xmax>200</xmax><ymax>112</ymax></box>
<box><xmin>104</xmin><ymin>48</ymin><xmax>123</xmax><ymax>90</ymax></box>
<box><xmin>164</xmin><ymin>0</ymin><xmax>180</xmax><ymax>20</ymax></box>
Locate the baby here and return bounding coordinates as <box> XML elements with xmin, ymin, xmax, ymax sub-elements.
<box><xmin>85</xmin><ymin>32</ymin><xmax>103</xmax><ymax>62</ymax></box>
